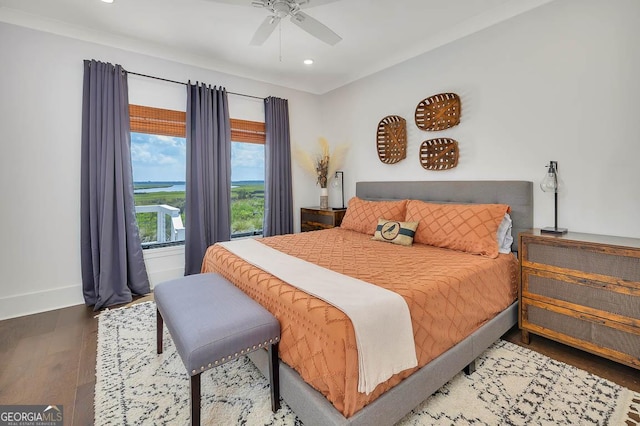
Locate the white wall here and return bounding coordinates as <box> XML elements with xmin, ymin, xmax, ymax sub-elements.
<box><xmin>321</xmin><ymin>0</ymin><xmax>640</xmax><ymax>239</ymax></box>
<box><xmin>3</xmin><ymin>0</ymin><xmax>639</xmax><ymax>319</ymax></box>
<box><xmin>0</xmin><ymin>22</ymin><xmax>322</xmax><ymax>319</ymax></box>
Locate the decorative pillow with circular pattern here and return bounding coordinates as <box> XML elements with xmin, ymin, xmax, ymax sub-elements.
<box><xmin>372</xmin><ymin>218</ymin><xmax>419</xmax><ymax>246</ymax></box>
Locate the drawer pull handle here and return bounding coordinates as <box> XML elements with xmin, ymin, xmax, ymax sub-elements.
<box><xmin>579</xmin><ymin>315</ymin><xmax>605</xmax><ymax>324</ymax></box>
<box><xmin>577</xmin><ymin>279</ymin><xmax>607</xmax><ymax>289</ymax></box>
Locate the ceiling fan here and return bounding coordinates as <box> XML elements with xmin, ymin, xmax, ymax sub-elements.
<box><xmin>209</xmin><ymin>0</ymin><xmax>342</xmax><ymax>46</ymax></box>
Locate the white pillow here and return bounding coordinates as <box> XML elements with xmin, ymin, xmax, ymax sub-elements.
<box><xmin>497</xmin><ymin>213</ymin><xmax>514</xmax><ymax>254</ymax></box>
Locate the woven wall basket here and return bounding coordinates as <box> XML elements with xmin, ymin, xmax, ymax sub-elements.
<box><xmin>419</xmin><ymin>138</ymin><xmax>459</xmax><ymax>170</ymax></box>
<box><xmin>376</xmin><ymin>115</ymin><xmax>407</xmax><ymax>164</ymax></box>
<box><xmin>415</xmin><ymin>93</ymin><xmax>461</xmax><ymax>131</ymax></box>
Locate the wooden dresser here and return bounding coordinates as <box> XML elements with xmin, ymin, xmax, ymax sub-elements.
<box><xmin>300</xmin><ymin>207</ymin><xmax>347</xmax><ymax>232</ymax></box>
<box><xmin>519</xmin><ymin>230</ymin><xmax>640</xmax><ymax>370</ymax></box>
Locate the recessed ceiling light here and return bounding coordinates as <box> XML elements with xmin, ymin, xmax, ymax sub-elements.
<box><xmin>303</xmin><ymin>59</ymin><xmax>314</xmax><ymax>65</ymax></box>
<box><xmin>101</xmin><ymin>0</ymin><xmax>114</xmax><ymax>3</ymax></box>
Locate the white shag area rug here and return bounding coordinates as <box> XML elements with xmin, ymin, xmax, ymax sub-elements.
<box><xmin>95</xmin><ymin>301</ymin><xmax>639</xmax><ymax>425</ymax></box>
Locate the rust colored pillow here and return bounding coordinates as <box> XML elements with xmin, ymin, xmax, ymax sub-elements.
<box><xmin>405</xmin><ymin>200</ymin><xmax>510</xmax><ymax>258</ymax></box>
<box><xmin>340</xmin><ymin>197</ymin><xmax>407</xmax><ymax>235</ymax></box>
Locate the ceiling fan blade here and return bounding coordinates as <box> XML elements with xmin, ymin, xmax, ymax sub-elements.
<box><xmin>206</xmin><ymin>0</ymin><xmax>340</xmax><ymax>8</ymax></box>
<box><xmin>290</xmin><ymin>11</ymin><xmax>341</xmax><ymax>45</ymax></box>
<box><xmin>297</xmin><ymin>0</ymin><xmax>342</xmax><ymax>9</ymax></box>
<box><xmin>250</xmin><ymin>15</ymin><xmax>280</xmax><ymax>45</ymax></box>
<box><xmin>205</xmin><ymin>0</ymin><xmax>261</xmax><ymax>5</ymax></box>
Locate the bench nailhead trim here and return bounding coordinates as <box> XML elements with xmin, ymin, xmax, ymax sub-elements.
<box><xmin>191</xmin><ymin>336</ymin><xmax>280</xmax><ymax>376</ymax></box>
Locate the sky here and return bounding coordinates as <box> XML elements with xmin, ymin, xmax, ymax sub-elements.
<box><xmin>130</xmin><ymin>132</ymin><xmax>265</xmax><ymax>182</ymax></box>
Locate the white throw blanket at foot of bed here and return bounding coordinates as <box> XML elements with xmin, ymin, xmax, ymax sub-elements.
<box><xmin>218</xmin><ymin>239</ymin><xmax>417</xmax><ymax>394</ymax></box>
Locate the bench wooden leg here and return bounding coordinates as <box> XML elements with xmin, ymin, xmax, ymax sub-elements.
<box><xmin>191</xmin><ymin>374</ymin><xmax>201</xmax><ymax>426</ymax></box>
<box><xmin>156</xmin><ymin>309</ymin><xmax>163</xmax><ymax>354</ymax></box>
<box><xmin>268</xmin><ymin>342</ymin><xmax>280</xmax><ymax>412</ymax></box>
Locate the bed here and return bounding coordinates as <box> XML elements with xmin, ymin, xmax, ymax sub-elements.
<box><xmin>202</xmin><ymin>180</ymin><xmax>533</xmax><ymax>425</ymax></box>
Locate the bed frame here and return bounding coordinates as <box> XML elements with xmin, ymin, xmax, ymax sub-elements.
<box><xmin>249</xmin><ymin>180</ymin><xmax>533</xmax><ymax>425</ymax></box>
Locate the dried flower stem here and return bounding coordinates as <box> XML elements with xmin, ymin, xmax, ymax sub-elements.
<box><xmin>293</xmin><ymin>137</ymin><xmax>348</xmax><ymax>188</ymax></box>
<box><xmin>316</xmin><ymin>154</ymin><xmax>329</xmax><ymax>188</ymax></box>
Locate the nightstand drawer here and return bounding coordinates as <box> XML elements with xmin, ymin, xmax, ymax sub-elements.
<box><xmin>522</xmin><ymin>270</ymin><xmax>640</xmax><ymax>320</ymax></box>
<box><xmin>519</xmin><ymin>230</ymin><xmax>640</xmax><ymax>370</ymax></box>
<box><xmin>522</xmin><ymin>301</ymin><xmax>640</xmax><ymax>367</ymax></box>
<box><xmin>300</xmin><ymin>207</ymin><xmax>346</xmax><ymax>232</ymax></box>
<box><xmin>303</xmin><ymin>211</ymin><xmax>336</xmax><ymax>227</ymax></box>
<box><xmin>525</xmin><ymin>241</ymin><xmax>640</xmax><ymax>281</ymax></box>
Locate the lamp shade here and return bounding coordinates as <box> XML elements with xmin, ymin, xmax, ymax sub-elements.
<box><xmin>540</xmin><ymin>160</ymin><xmax>567</xmax><ymax>234</ymax></box>
<box><xmin>540</xmin><ymin>161</ymin><xmax>560</xmax><ymax>193</ymax></box>
<box><xmin>332</xmin><ymin>171</ymin><xmax>345</xmax><ymax>209</ymax></box>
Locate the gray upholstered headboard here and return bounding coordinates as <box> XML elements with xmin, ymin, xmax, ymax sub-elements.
<box><xmin>356</xmin><ymin>180</ymin><xmax>533</xmax><ymax>252</ymax></box>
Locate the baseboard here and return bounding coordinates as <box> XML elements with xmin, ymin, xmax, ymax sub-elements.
<box><xmin>0</xmin><ymin>247</ymin><xmax>184</xmax><ymax>320</ymax></box>
<box><xmin>0</xmin><ymin>284</ymin><xmax>85</xmax><ymax>321</ymax></box>
<box><xmin>0</xmin><ymin>268</ymin><xmax>182</xmax><ymax>320</ymax></box>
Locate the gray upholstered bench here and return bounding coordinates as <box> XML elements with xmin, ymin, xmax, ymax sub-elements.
<box><xmin>154</xmin><ymin>273</ymin><xmax>281</xmax><ymax>426</ymax></box>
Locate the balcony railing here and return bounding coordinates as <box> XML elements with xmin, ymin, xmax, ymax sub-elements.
<box><xmin>135</xmin><ymin>204</ymin><xmax>185</xmax><ymax>245</ymax></box>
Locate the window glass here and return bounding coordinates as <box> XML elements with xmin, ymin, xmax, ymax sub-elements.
<box><xmin>131</xmin><ymin>132</ymin><xmax>186</xmax><ymax>247</ymax></box>
<box><xmin>231</xmin><ymin>141</ymin><xmax>265</xmax><ymax>237</ymax></box>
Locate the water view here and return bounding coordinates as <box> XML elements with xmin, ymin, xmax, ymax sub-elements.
<box><xmin>135</xmin><ymin>183</ymin><xmax>185</xmax><ymax>193</ymax></box>
<box><xmin>133</xmin><ymin>181</ymin><xmax>265</xmax><ymax>244</ymax></box>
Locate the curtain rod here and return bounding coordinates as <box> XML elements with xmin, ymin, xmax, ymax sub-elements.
<box><xmin>126</xmin><ymin>70</ymin><xmax>265</xmax><ymax>101</ymax></box>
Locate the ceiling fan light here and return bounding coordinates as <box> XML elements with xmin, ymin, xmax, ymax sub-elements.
<box><xmin>273</xmin><ymin>2</ymin><xmax>291</xmax><ymax>18</ymax></box>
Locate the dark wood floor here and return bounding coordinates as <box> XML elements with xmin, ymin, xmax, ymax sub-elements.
<box><xmin>1</xmin><ymin>301</ymin><xmax>638</xmax><ymax>425</ymax></box>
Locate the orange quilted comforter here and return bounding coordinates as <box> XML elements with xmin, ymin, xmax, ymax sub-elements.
<box><xmin>201</xmin><ymin>228</ymin><xmax>518</xmax><ymax>417</ymax></box>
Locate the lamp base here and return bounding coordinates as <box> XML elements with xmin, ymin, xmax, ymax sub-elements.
<box><xmin>540</xmin><ymin>226</ymin><xmax>568</xmax><ymax>235</ymax></box>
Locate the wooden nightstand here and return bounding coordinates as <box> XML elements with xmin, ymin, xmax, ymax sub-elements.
<box><xmin>519</xmin><ymin>229</ymin><xmax>640</xmax><ymax>370</ymax></box>
<box><xmin>300</xmin><ymin>207</ymin><xmax>347</xmax><ymax>232</ymax></box>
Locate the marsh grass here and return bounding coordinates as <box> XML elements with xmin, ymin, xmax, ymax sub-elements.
<box><xmin>134</xmin><ymin>181</ymin><xmax>264</xmax><ymax>243</ymax></box>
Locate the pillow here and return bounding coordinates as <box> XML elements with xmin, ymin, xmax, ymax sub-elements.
<box><xmin>372</xmin><ymin>219</ymin><xmax>419</xmax><ymax>246</ymax></box>
<box><xmin>341</xmin><ymin>197</ymin><xmax>407</xmax><ymax>235</ymax></box>
<box><xmin>405</xmin><ymin>200</ymin><xmax>510</xmax><ymax>258</ymax></box>
<box><xmin>497</xmin><ymin>213</ymin><xmax>514</xmax><ymax>254</ymax></box>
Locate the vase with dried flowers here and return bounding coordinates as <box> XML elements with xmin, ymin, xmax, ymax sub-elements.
<box><xmin>294</xmin><ymin>138</ymin><xmax>348</xmax><ymax>209</ymax></box>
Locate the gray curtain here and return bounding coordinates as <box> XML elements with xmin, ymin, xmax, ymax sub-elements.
<box><xmin>81</xmin><ymin>59</ymin><xmax>150</xmax><ymax>310</ymax></box>
<box><xmin>263</xmin><ymin>96</ymin><xmax>294</xmax><ymax>236</ymax></box>
<box><xmin>185</xmin><ymin>83</ymin><xmax>231</xmax><ymax>275</ymax></box>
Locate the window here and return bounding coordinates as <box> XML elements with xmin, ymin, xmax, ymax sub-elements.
<box><xmin>230</xmin><ymin>119</ymin><xmax>266</xmax><ymax>237</ymax></box>
<box><xmin>130</xmin><ymin>105</ymin><xmax>187</xmax><ymax>247</ymax></box>
<box><xmin>129</xmin><ymin>105</ymin><xmax>265</xmax><ymax>246</ymax></box>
